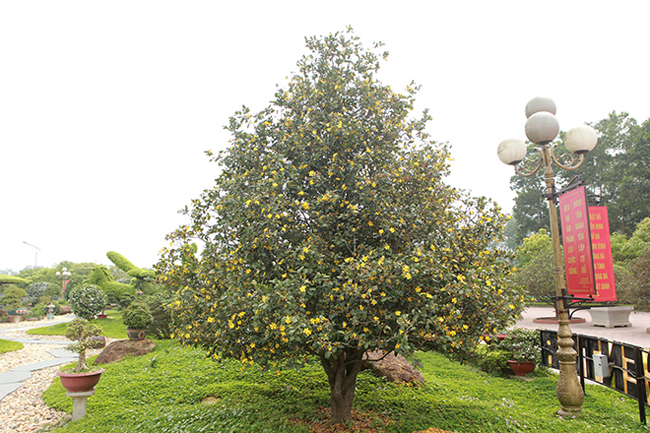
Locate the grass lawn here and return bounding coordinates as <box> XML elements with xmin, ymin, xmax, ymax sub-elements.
<box><xmin>37</xmin><ymin>335</ymin><xmax>646</xmax><ymax>433</ymax></box>
<box><xmin>0</xmin><ymin>338</ymin><xmax>24</xmax><ymax>354</ymax></box>
<box><xmin>27</xmin><ymin>310</ymin><xmax>127</xmax><ymax>339</ymax></box>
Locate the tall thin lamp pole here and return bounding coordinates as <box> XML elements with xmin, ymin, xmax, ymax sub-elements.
<box><xmin>23</xmin><ymin>241</ymin><xmax>41</xmax><ymax>268</ymax></box>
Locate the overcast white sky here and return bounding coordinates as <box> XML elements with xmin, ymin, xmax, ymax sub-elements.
<box><xmin>2</xmin><ymin>1</ymin><xmax>649</xmax><ymax>273</ymax></box>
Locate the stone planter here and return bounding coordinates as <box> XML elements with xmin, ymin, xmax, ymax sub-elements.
<box><xmin>57</xmin><ymin>369</ymin><xmax>105</xmax><ymax>393</ymax></box>
<box><xmin>6</xmin><ymin>309</ymin><xmax>27</xmax><ymax>323</ymax></box>
<box><xmin>126</xmin><ymin>328</ymin><xmax>148</xmax><ymax>341</ymax></box>
<box><xmin>57</xmin><ymin>369</ymin><xmax>105</xmax><ymax>420</ymax></box>
<box><xmin>587</xmin><ymin>306</ymin><xmax>634</xmax><ymax>328</ymax></box>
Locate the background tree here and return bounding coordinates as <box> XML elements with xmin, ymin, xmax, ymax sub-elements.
<box><xmin>608</xmin><ymin>218</ymin><xmax>650</xmax><ymax>309</ymax></box>
<box><xmin>158</xmin><ymin>29</ymin><xmax>524</xmax><ymax>424</ymax></box>
<box><xmin>627</xmin><ymin>248</ymin><xmax>650</xmax><ymax>310</ymax></box>
<box><xmin>510</xmin><ymin>165</ymin><xmax>549</xmax><ymax>243</ymax></box>
<box><xmin>24</xmin><ymin>282</ymin><xmax>55</xmax><ymax>305</ymax></box>
<box><xmin>511</xmin><ymin>112</ymin><xmax>650</xmax><ymax>240</ymax></box>
<box><xmin>510</xmin><ymin>229</ymin><xmax>555</xmax><ymax>301</ymax></box>
<box><xmin>15</xmin><ymin>262</ymin><xmax>98</xmax><ymax>298</ymax></box>
<box><xmin>514</xmin><ymin>229</ymin><xmax>553</xmax><ymax>268</ymax></box>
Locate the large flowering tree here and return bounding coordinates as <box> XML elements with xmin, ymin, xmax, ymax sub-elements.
<box><xmin>158</xmin><ymin>29</ymin><xmax>524</xmax><ymax>424</ymax></box>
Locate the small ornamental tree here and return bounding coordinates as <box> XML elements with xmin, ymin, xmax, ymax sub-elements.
<box><xmin>65</xmin><ymin>318</ymin><xmax>102</xmax><ymax>372</ymax></box>
<box><xmin>158</xmin><ymin>29</ymin><xmax>525</xmax><ymax>424</ymax></box>
<box><xmin>68</xmin><ymin>284</ymin><xmax>107</xmax><ymax>320</ymax></box>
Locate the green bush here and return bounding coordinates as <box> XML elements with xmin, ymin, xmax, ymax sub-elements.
<box><xmin>68</xmin><ymin>284</ymin><xmax>107</xmax><ymax>320</ymax></box>
<box><xmin>26</xmin><ymin>302</ymin><xmax>47</xmax><ymax>319</ymax></box>
<box><xmin>53</xmin><ymin>300</ymin><xmax>68</xmax><ymax>315</ymax></box>
<box><xmin>123</xmin><ymin>302</ymin><xmax>153</xmax><ymax>329</ymax></box>
<box><xmin>476</xmin><ymin>348</ymin><xmax>512</xmax><ymax>376</ymax></box>
<box><xmin>146</xmin><ymin>292</ymin><xmax>174</xmax><ymax>339</ymax></box>
<box><xmin>25</xmin><ymin>282</ymin><xmax>52</xmax><ymax>305</ymax></box>
<box><xmin>119</xmin><ymin>292</ymin><xmax>135</xmax><ymax>309</ymax></box>
<box><xmin>498</xmin><ymin>328</ymin><xmax>541</xmax><ymax>363</ymax></box>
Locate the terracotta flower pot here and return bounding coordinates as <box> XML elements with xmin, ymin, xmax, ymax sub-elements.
<box><xmin>126</xmin><ymin>328</ymin><xmax>147</xmax><ymax>341</ymax></box>
<box><xmin>96</xmin><ymin>314</ymin><xmax>107</xmax><ymax>320</ymax></box>
<box><xmin>507</xmin><ymin>360</ymin><xmax>536</xmax><ymax>376</ymax></box>
<box><xmin>57</xmin><ymin>369</ymin><xmax>105</xmax><ymax>393</ymax></box>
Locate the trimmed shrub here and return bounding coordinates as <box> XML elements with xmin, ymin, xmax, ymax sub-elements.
<box><xmin>68</xmin><ymin>284</ymin><xmax>107</xmax><ymax>320</ymax></box>
<box><xmin>123</xmin><ymin>302</ymin><xmax>153</xmax><ymax>329</ymax></box>
<box><xmin>0</xmin><ymin>286</ymin><xmax>27</xmax><ymax>309</ymax></box>
<box><xmin>119</xmin><ymin>292</ymin><xmax>135</xmax><ymax>309</ymax></box>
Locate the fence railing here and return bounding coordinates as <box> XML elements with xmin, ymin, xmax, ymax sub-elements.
<box><xmin>539</xmin><ymin>329</ymin><xmax>649</xmax><ymax>423</ymax></box>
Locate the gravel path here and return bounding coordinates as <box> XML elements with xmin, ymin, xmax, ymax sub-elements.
<box><xmin>0</xmin><ymin>318</ymin><xmax>79</xmax><ymax>432</ymax></box>
<box><xmin>0</xmin><ymin>365</ymin><xmax>71</xmax><ymax>432</ymax></box>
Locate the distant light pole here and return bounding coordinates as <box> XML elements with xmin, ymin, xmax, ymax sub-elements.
<box><xmin>496</xmin><ymin>97</ymin><xmax>598</xmax><ymax>417</ymax></box>
<box><xmin>56</xmin><ymin>267</ymin><xmax>72</xmax><ymax>298</ymax></box>
<box><xmin>23</xmin><ymin>241</ymin><xmax>41</xmax><ymax>268</ymax></box>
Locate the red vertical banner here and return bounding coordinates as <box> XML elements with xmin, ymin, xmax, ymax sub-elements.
<box><xmin>559</xmin><ymin>186</ymin><xmax>596</xmax><ymax>297</ymax></box>
<box><xmin>588</xmin><ymin>207</ymin><xmax>617</xmax><ymax>302</ymax></box>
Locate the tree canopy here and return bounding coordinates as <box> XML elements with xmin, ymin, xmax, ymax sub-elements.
<box><xmin>511</xmin><ymin>229</ymin><xmax>555</xmax><ymax>301</ymax></box>
<box><xmin>158</xmin><ymin>29</ymin><xmax>524</xmax><ymax>424</ymax></box>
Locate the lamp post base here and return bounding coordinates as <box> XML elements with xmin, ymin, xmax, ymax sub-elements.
<box><xmin>557</xmin><ymin>407</ymin><xmax>583</xmax><ymax>418</ymax></box>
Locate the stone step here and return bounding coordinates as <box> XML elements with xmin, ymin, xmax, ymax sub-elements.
<box><xmin>11</xmin><ymin>358</ymin><xmax>77</xmax><ymax>372</ymax></box>
<box><xmin>0</xmin><ymin>371</ymin><xmax>32</xmax><ymax>384</ymax></box>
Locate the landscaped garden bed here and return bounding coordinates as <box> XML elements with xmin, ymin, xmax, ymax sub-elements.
<box><xmin>36</xmin><ymin>339</ymin><xmax>645</xmax><ymax>432</ymax></box>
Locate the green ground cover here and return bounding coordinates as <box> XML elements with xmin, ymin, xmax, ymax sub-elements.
<box><xmin>0</xmin><ymin>338</ymin><xmax>24</xmax><ymax>354</ymax></box>
<box><xmin>39</xmin><ymin>339</ymin><xmax>646</xmax><ymax>433</ymax></box>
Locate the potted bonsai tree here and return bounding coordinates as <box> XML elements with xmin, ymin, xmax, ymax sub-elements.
<box><xmin>499</xmin><ymin>327</ymin><xmax>541</xmax><ymax>376</ymax></box>
<box><xmin>122</xmin><ymin>302</ymin><xmax>153</xmax><ymax>341</ymax></box>
<box><xmin>57</xmin><ymin>318</ymin><xmax>106</xmax><ymax>392</ymax></box>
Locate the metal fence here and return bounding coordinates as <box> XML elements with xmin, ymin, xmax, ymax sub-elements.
<box><xmin>539</xmin><ymin>329</ymin><xmax>649</xmax><ymax>423</ymax></box>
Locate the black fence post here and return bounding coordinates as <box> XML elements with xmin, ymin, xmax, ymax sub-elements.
<box><xmin>634</xmin><ymin>347</ymin><xmax>647</xmax><ymax>425</ymax></box>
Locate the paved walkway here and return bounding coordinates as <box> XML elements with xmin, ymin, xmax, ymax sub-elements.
<box><xmin>516</xmin><ymin>306</ymin><xmax>650</xmax><ymax>348</ymax></box>
<box><xmin>0</xmin><ymin>317</ymin><xmax>77</xmax><ymax>402</ymax></box>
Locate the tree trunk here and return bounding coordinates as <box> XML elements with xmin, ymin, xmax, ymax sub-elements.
<box><xmin>76</xmin><ymin>352</ymin><xmax>87</xmax><ymax>372</ymax></box>
<box><xmin>320</xmin><ymin>349</ymin><xmax>364</xmax><ymax>425</ymax></box>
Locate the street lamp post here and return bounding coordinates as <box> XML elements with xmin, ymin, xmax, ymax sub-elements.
<box><xmin>497</xmin><ymin>97</ymin><xmax>598</xmax><ymax>417</ymax></box>
<box><xmin>56</xmin><ymin>267</ymin><xmax>72</xmax><ymax>298</ymax></box>
<box><xmin>23</xmin><ymin>241</ymin><xmax>41</xmax><ymax>268</ymax></box>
